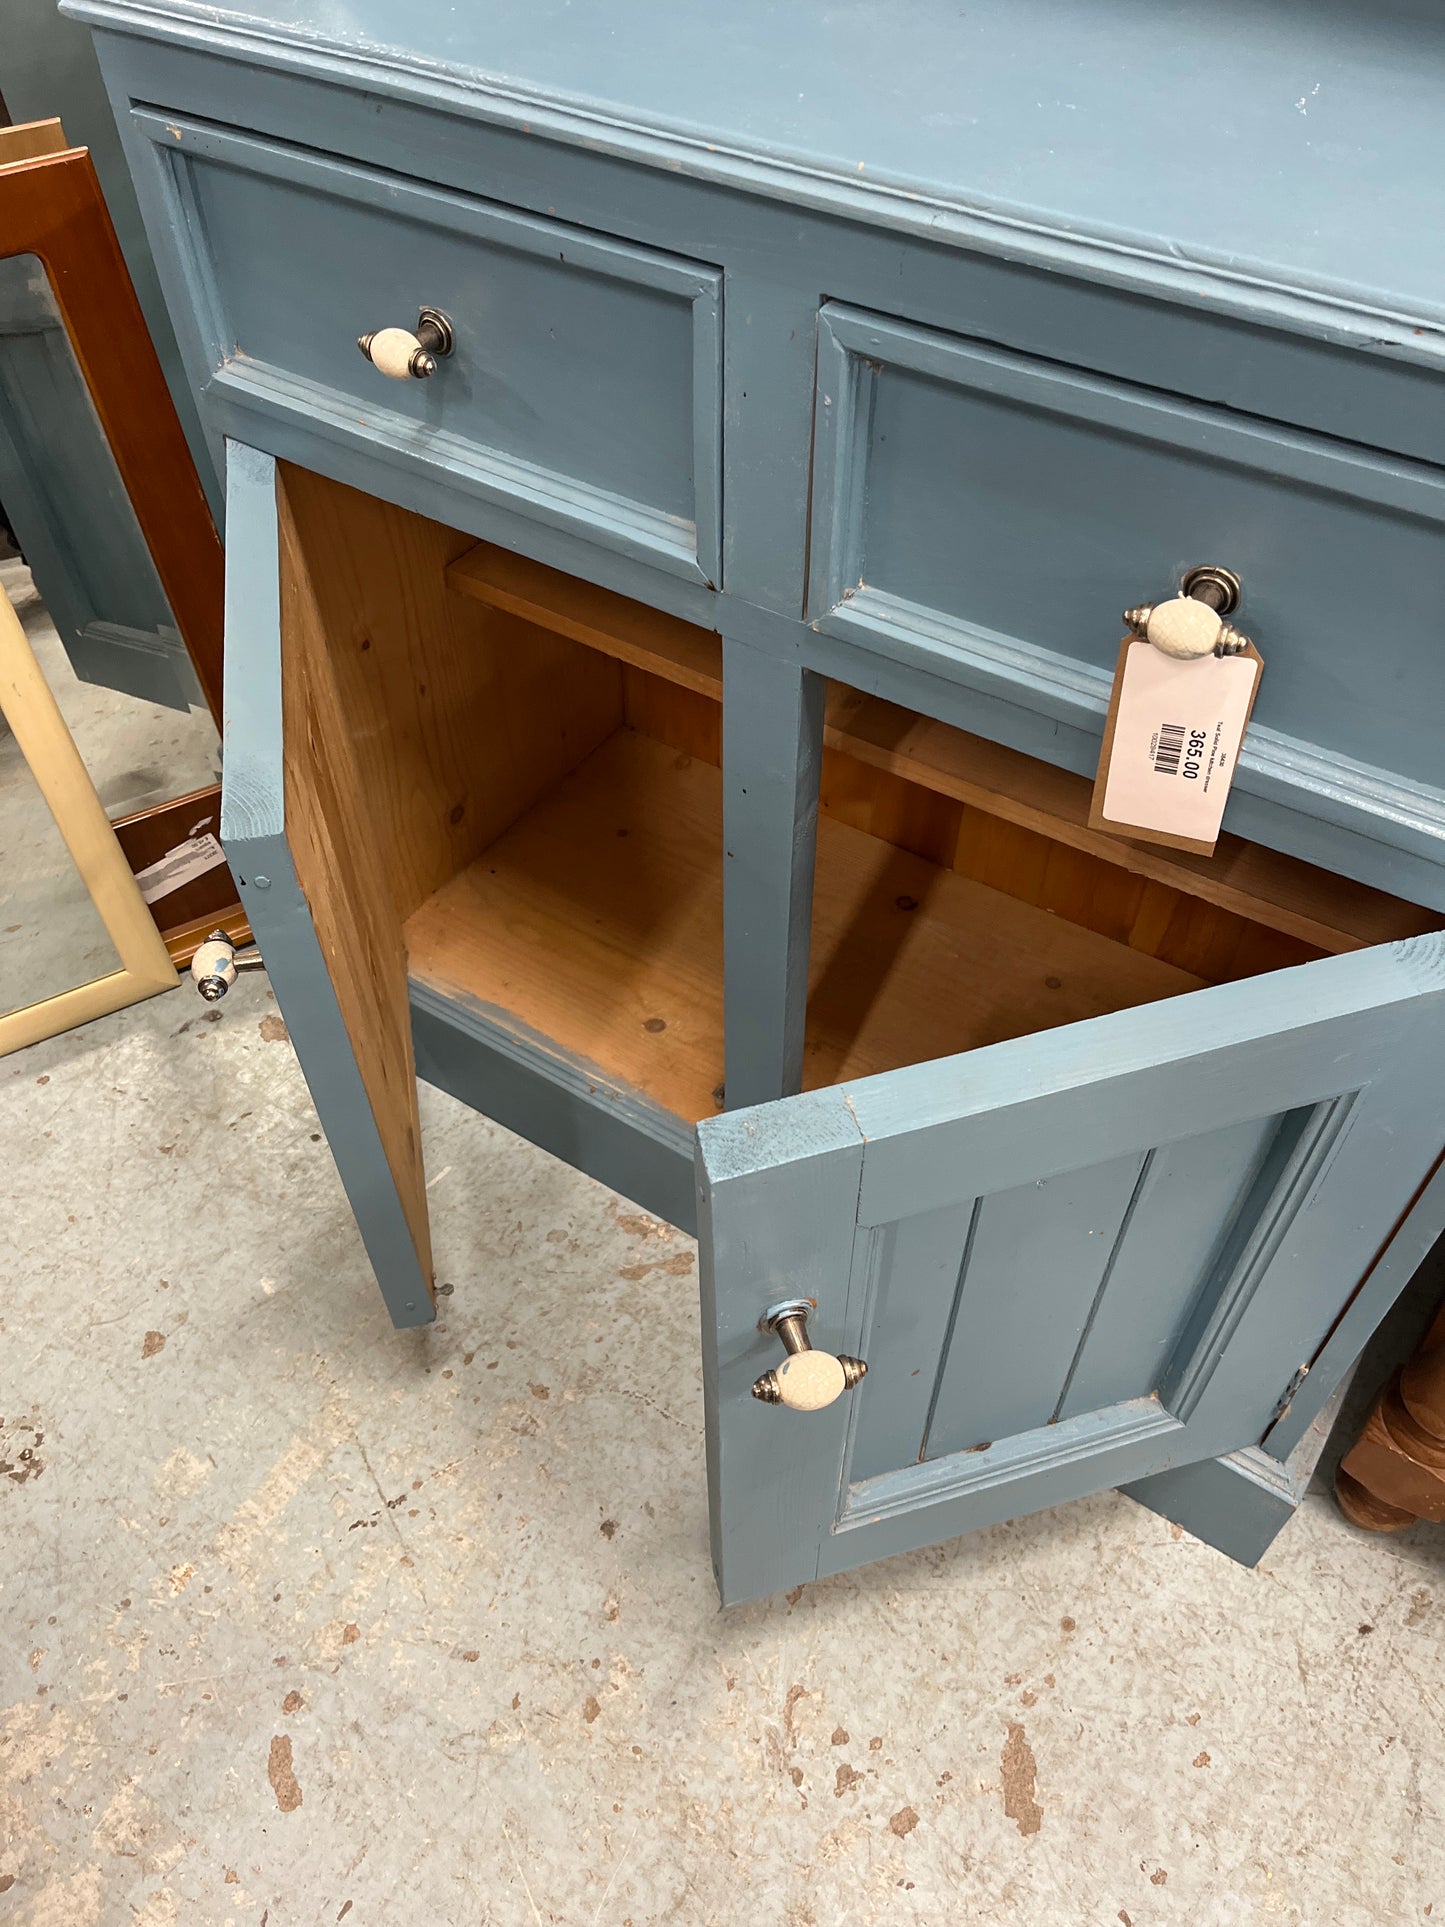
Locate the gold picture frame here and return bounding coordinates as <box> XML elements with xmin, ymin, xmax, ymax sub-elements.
<box><xmin>0</xmin><ymin>578</ymin><xmax>176</xmax><ymax>1054</ymax></box>
<box><xmin>0</xmin><ymin>115</ymin><xmax>238</xmax><ymax>1052</ymax></box>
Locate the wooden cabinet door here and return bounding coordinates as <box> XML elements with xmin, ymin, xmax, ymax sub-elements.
<box><xmin>0</xmin><ymin>255</ymin><xmax>197</xmax><ymax>711</ymax></box>
<box><xmin>697</xmin><ymin>937</ymin><xmax>1445</xmax><ymax>1604</ymax></box>
<box><xmin>220</xmin><ymin>440</ymin><xmax>435</xmax><ymax>1328</ymax></box>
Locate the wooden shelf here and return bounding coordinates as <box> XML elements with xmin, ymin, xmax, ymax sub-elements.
<box><xmin>445</xmin><ymin>539</ymin><xmax>1434</xmax><ymax>958</ymax></box>
<box><xmin>820</xmin><ymin>687</ymin><xmax>1437</xmax><ymax>956</ymax></box>
<box><xmin>446</xmin><ymin>540</ymin><xmax>722</xmax><ymax>698</ymax></box>
<box><xmin>404</xmin><ymin>727</ymin><xmax>1205</xmax><ymax>1124</ymax></box>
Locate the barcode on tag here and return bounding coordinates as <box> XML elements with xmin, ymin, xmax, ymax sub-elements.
<box><xmin>1153</xmin><ymin>724</ymin><xmax>1186</xmax><ymax>776</ymax></box>
<box><xmin>1091</xmin><ymin>639</ymin><xmax>1262</xmax><ymax>853</ymax></box>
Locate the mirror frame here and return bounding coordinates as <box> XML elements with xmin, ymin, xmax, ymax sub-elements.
<box><xmin>0</xmin><ymin>120</ymin><xmax>237</xmax><ymax>1050</ymax></box>
<box><xmin>0</xmin><ymin>578</ymin><xmax>177</xmax><ymax>1051</ymax></box>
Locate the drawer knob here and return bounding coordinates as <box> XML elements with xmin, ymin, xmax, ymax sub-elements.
<box><xmin>357</xmin><ymin>306</ymin><xmax>454</xmax><ymax>381</ymax></box>
<box><xmin>751</xmin><ymin>1302</ymin><xmax>867</xmax><ymax>1412</ymax></box>
<box><xmin>190</xmin><ymin>928</ymin><xmax>261</xmax><ymax>1001</ymax></box>
<box><xmin>1124</xmin><ymin>565</ymin><xmax>1253</xmax><ymax>659</ymax></box>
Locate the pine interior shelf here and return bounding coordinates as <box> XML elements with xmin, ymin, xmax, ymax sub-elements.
<box><xmin>446</xmin><ymin>540</ymin><xmax>1434</xmax><ymax>961</ymax></box>
<box><xmin>277</xmin><ymin>475</ymin><xmax>1437</xmax><ymax>1144</ymax></box>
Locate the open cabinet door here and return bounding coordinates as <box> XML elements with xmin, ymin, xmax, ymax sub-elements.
<box><xmin>220</xmin><ymin>443</ymin><xmax>435</xmax><ymax>1327</ymax></box>
<box><xmin>698</xmin><ymin>936</ymin><xmax>1445</xmax><ymax>1604</ymax></box>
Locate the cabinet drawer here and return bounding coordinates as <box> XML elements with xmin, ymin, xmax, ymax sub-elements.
<box><xmin>807</xmin><ymin>301</ymin><xmax>1445</xmax><ymax>858</ymax></box>
<box><xmin>135</xmin><ymin>111</ymin><xmax>721</xmax><ymax>585</ymax></box>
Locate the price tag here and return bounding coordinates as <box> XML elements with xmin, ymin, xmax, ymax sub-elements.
<box><xmin>1089</xmin><ymin>638</ymin><xmax>1263</xmax><ymax>855</ymax></box>
<box><xmin>133</xmin><ymin>832</ymin><xmax>227</xmax><ymax>904</ymax></box>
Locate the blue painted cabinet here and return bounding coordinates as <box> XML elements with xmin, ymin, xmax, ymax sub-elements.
<box><xmin>71</xmin><ymin>0</ymin><xmax>1445</xmax><ymax>1600</ymax></box>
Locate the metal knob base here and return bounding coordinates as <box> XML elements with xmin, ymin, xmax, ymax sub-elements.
<box><xmin>751</xmin><ymin>1303</ymin><xmax>868</xmax><ymax>1412</ymax></box>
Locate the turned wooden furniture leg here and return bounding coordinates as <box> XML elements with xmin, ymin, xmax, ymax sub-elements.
<box><xmin>1336</xmin><ymin>1303</ymin><xmax>1445</xmax><ymax>1531</ymax></box>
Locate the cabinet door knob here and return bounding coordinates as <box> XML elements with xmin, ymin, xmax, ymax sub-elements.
<box><xmin>1124</xmin><ymin>564</ymin><xmax>1252</xmax><ymax>658</ymax></box>
<box><xmin>751</xmin><ymin>1302</ymin><xmax>867</xmax><ymax>1411</ymax></box>
<box><xmin>357</xmin><ymin>306</ymin><xmax>454</xmax><ymax>381</ymax></box>
<box><xmin>190</xmin><ymin>929</ymin><xmax>261</xmax><ymax>1001</ymax></box>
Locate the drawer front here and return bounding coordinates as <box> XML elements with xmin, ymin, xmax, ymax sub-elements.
<box><xmin>135</xmin><ymin>112</ymin><xmax>721</xmax><ymax>585</ymax></box>
<box><xmin>807</xmin><ymin>301</ymin><xmax>1445</xmax><ymax>807</ymax></box>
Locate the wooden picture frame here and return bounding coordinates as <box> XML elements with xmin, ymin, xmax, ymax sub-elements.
<box><xmin>0</xmin><ymin>577</ymin><xmax>176</xmax><ymax>1053</ymax></box>
<box><xmin>0</xmin><ymin>120</ymin><xmax>245</xmax><ymax>1047</ymax></box>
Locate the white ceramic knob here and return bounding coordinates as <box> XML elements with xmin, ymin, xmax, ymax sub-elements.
<box><xmin>1145</xmin><ymin>595</ymin><xmax>1222</xmax><ymax>660</ymax></box>
<box><xmin>775</xmin><ymin>1350</ymin><xmax>848</xmax><ymax>1412</ymax></box>
<box><xmin>190</xmin><ymin>935</ymin><xmax>237</xmax><ymax>1001</ymax></box>
<box><xmin>751</xmin><ymin>1304</ymin><xmax>868</xmax><ymax>1411</ymax></box>
<box><xmin>360</xmin><ymin>325</ymin><xmax>435</xmax><ymax>381</ymax></box>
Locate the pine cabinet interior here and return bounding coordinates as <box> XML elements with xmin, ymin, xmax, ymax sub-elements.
<box><xmin>279</xmin><ymin>461</ymin><xmax>1438</xmax><ymax>1157</ymax></box>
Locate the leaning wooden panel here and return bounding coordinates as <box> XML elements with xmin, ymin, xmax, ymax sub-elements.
<box><xmin>0</xmin><ymin>579</ymin><xmax>175</xmax><ymax>1055</ymax></box>
<box><xmin>0</xmin><ymin>141</ymin><xmax>224</xmax><ymax>720</ymax></box>
<box><xmin>220</xmin><ymin>442</ymin><xmax>435</xmax><ymax>1327</ymax></box>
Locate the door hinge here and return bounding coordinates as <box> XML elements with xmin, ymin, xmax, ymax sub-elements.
<box><xmin>1272</xmin><ymin>1364</ymin><xmax>1309</xmax><ymax>1424</ymax></box>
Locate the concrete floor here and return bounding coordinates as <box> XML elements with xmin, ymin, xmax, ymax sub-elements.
<box><xmin>3</xmin><ymin>601</ymin><xmax>1445</xmax><ymax>1925</ymax></box>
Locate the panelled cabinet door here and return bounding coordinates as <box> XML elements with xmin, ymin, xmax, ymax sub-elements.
<box><xmin>697</xmin><ymin>937</ymin><xmax>1445</xmax><ymax>1605</ymax></box>
<box><xmin>0</xmin><ymin>257</ymin><xmax>196</xmax><ymax>712</ymax></box>
<box><xmin>220</xmin><ymin>441</ymin><xmax>436</xmax><ymax>1328</ymax></box>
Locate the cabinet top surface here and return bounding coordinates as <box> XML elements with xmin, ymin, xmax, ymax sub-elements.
<box><xmin>72</xmin><ymin>0</ymin><xmax>1445</xmax><ymax>327</ymax></box>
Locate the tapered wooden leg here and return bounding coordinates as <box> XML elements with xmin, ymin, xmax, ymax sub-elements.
<box><xmin>1336</xmin><ymin>1305</ymin><xmax>1445</xmax><ymax>1531</ymax></box>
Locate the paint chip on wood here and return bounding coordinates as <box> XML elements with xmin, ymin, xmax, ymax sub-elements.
<box><xmin>1001</xmin><ymin>1723</ymin><xmax>1043</xmax><ymax>1835</ymax></box>
<box><xmin>267</xmin><ymin>1734</ymin><xmax>302</xmax><ymax>1812</ymax></box>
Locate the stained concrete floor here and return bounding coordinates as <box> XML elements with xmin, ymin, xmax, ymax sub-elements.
<box><xmin>3</xmin><ymin>608</ymin><xmax>1445</xmax><ymax>1926</ymax></box>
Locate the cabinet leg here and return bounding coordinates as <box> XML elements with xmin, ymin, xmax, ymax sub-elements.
<box><xmin>1335</xmin><ymin>1467</ymin><xmax>1416</xmax><ymax>1532</ymax></box>
<box><xmin>1336</xmin><ymin>1329</ymin><xmax>1445</xmax><ymax>1530</ymax></box>
<box><xmin>720</xmin><ymin>633</ymin><xmax>825</xmax><ymax>1110</ymax></box>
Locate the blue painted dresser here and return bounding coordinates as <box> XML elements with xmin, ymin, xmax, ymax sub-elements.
<box><xmin>68</xmin><ymin>0</ymin><xmax>1445</xmax><ymax>1602</ymax></box>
